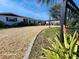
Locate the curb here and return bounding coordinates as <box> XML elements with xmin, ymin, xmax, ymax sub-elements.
<box><xmin>23</xmin><ymin>27</ymin><xmax>48</xmax><ymax>59</ymax></box>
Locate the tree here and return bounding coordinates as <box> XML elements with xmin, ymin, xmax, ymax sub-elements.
<box><xmin>50</xmin><ymin>4</ymin><xmax>61</xmax><ymax>20</ymax></box>
<box><xmin>38</xmin><ymin>0</ymin><xmax>61</xmax><ymax>20</ymax></box>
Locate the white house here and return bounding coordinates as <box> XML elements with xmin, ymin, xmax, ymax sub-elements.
<box><xmin>46</xmin><ymin>20</ymin><xmax>60</xmax><ymax>25</ymax></box>
<box><xmin>0</xmin><ymin>13</ymin><xmax>25</xmax><ymax>26</ymax></box>
<box><xmin>0</xmin><ymin>13</ymin><xmax>47</xmax><ymax>27</ymax></box>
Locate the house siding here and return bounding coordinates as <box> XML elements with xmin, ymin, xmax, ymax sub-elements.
<box><xmin>0</xmin><ymin>15</ymin><xmax>24</xmax><ymax>26</ymax></box>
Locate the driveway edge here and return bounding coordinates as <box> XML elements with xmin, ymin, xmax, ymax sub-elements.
<box><xmin>23</xmin><ymin>27</ymin><xmax>48</xmax><ymax>59</ymax></box>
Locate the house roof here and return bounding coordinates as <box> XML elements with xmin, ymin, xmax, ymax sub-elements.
<box><xmin>0</xmin><ymin>13</ymin><xmax>26</xmax><ymax>18</ymax></box>
<box><xmin>0</xmin><ymin>12</ymin><xmax>46</xmax><ymax>21</ymax></box>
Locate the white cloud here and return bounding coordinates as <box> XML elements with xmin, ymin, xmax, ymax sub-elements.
<box><xmin>0</xmin><ymin>0</ymin><xmax>49</xmax><ymax>20</ymax></box>
<box><xmin>0</xmin><ymin>0</ymin><xmax>40</xmax><ymax>15</ymax></box>
<box><xmin>0</xmin><ymin>0</ymin><xmax>8</xmax><ymax>6</ymax></box>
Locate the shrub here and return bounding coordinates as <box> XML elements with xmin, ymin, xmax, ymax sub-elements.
<box><xmin>11</xmin><ymin>23</ymin><xmax>18</xmax><ymax>27</ymax></box>
<box><xmin>42</xmin><ymin>31</ymin><xmax>79</xmax><ymax>59</ymax></box>
<box><xmin>0</xmin><ymin>21</ymin><xmax>5</xmax><ymax>28</ymax></box>
<box><xmin>12</xmin><ymin>22</ymin><xmax>26</xmax><ymax>27</ymax></box>
<box><xmin>68</xmin><ymin>19</ymin><xmax>79</xmax><ymax>33</ymax></box>
<box><xmin>16</xmin><ymin>22</ymin><xmax>27</xmax><ymax>26</ymax></box>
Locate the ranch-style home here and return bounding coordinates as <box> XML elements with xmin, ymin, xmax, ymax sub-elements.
<box><xmin>0</xmin><ymin>13</ymin><xmax>46</xmax><ymax>27</ymax></box>
<box><xmin>0</xmin><ymin>13</ymin><xmax>26</xmax><ymax>26</ymax></box>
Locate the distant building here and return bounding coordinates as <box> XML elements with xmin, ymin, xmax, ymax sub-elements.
<box><xmin>46</xmin><ymin>20</ymin><xmax>60</xmax><ymax>25</ymax></box>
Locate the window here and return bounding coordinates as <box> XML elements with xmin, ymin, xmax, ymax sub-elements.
<box><xmin>6</xmin><ymin>17</ymin><xmax>17</xmax><ymax>22</ymax></box>
<box><xmin>6</xmin><ymin>17</ymin><xmax>8</xmax><ymax>21</ymax></box>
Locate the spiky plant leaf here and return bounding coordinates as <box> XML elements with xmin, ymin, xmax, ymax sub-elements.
<box><xmin>42</xmin><ymin>31</ymin><xmax>79</xmax><ymax>59</ymax></box>
<box><xmin>47</xmin><ymin>38</ymin><xmax>65</xmax><ymax>59</ymax></box>
<box><xmin>42</xmin><ymin>48</ymin><xmax>55</xmax><ymax>59</ymax></box>
<box><xmin>72</xmin><ymin>45</ymin><xmax>78</xmax><ymax>59</ymax></box>
<box><xmin>64</xmin><ymin>33</ymin><xmax>69</xmax><ymax>49</ymax></box>
<box><xmin>69</xmin><ymin>31</ymin><xmax>78</xmax><ymax>57</ymax></box>
<box><xmin>55</xmin><ymin>35</ymin><xmax>65</xmax><ymax>51</ymax></box>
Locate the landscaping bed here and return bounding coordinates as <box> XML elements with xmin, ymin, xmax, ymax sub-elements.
<box><xmin>29</xmin><ymin>28</ymin><xmax>60</xmax><ymax>59</ymax></box>
<box><xmin>29</xmin><ymin>27</ymin><xmax>79</xmax><ymax>59</ymax></box>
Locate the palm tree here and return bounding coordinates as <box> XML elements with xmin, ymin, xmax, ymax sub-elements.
<box><xmin>50</xmin><ymin>4</ymin><xmax>61</xmax><ymax>20</ymax></box>
<box><xmin>37</xmin><ymin>0</ymin><xmax>57</xmax><ymax>5</ymax></box>
<box><xmin>38</xmin><ymin>0</ymin><xmax>62</xmax><ymax>20</ymax></box>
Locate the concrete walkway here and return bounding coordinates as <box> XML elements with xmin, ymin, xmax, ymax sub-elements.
<box><xmin>0</xmin><ymin>26</ymin><xmax>48</xmax><ymax>59</ymax></box>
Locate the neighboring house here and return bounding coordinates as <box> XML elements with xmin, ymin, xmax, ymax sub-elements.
<box><xmin>46</xmin><ymin>20</ymin><xmax>60</xmax><ymax>25</ymax></box>
<box><xmin>0</xmin><ymin>13</ymin><xmax>25</xmax><ymax>26</ymax></box>
<box><xmin>51</xmin><ymin>21</ymin><xmax>60</xmax><ymax>25</ymax></box>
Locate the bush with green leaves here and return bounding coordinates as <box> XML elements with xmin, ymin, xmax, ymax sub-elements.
<box><xmin>0</xmin><ymin>21</ymin><xmax>5</xmax><ymax>28</ymax></box>
<box><xmin>68</xmin><ymin>19</ymin><xmax>79</xmax><ymax>33</ymax></box>
<box><xmin>42</xmin><ymin>31</ymin><xmax>79</xmax><ymax>59</ymax></box>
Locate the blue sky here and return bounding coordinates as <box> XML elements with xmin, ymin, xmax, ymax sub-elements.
<box><xmin>0</xmin><ymin>0</ymin><xmax>79</xmax><ymax>20</ymax></box>
<box><xmin>0</xmin><ymin>0</ymin><xmax>50</xmax><ymax>20</ymax></box>
<box><xmin>74</xmin><ymin>0</ymin><xmax>79</xmax><ymax>7</ymax></box>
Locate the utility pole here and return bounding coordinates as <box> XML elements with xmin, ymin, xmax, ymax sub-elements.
<box><xmin>49</xmin><ymin>16</ymin><xmax>51</xmax><ymax>28</ymax></box>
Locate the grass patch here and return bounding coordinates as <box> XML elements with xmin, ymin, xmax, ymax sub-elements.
<box><xmin>44</xmin><ymin>28</ymin><xmax>60</xmax><ymax>37</ymax></box>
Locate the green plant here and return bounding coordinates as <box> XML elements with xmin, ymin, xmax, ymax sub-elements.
<box><xmin>68</xmin><ymin>19</ymin><xmax>79</xmax><ymax>33</ymax></box>
<box><xmin>0</xmin><ymin>21</ymin><xmax>5</xmax><ymax>28</ymax></box>
<box><xmin>42</xmin><ymin>31</ymin><xmax>79</xmax><ymax>59</ymax></box>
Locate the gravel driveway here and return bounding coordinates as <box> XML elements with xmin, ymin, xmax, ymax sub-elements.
<box><xmin>0</xmin><ymin>26</ymin><xmax>48</xmax><ymax>59</ymax></box>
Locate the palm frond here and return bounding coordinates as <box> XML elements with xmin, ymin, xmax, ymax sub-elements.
<box><xmin>38</xmin><ymin>0</ymin><xmax>51</xmax><ymax>4</ymax></box>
